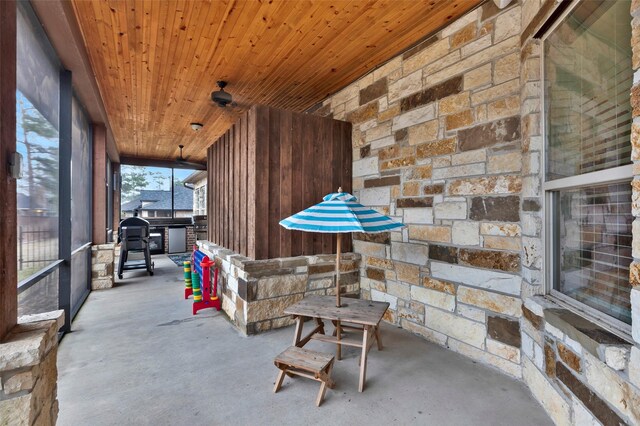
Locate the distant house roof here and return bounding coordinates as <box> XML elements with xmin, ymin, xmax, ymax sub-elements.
<box><xmin>183</xmin><ymin>170</ymin><xmax>207</xmax><ymax>184</ymax></box>
<box><xmin>122</xmin><ymin>184</ymin><xmax>193</xmax><ymax>212</ymax></box>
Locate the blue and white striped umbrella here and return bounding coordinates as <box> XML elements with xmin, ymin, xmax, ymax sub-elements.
<box><xmin>280</xmin><ymin>190</ymin><xmax>404</xmax><ymax>307</ymax></box>
<box><xmin>279</xmin><ymin>191</ymin><xmax>406</xmax><ymax>234</ymax></box>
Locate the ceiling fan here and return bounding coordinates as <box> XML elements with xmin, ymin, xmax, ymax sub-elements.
<box><xmin>211</xmin><ymin>80</ymin><xmax>237</xmax><ymax>108</ymax></box>
<box><xmin>176</xmin><ymin>144</ymin><xmax>205</xmax><ymax>169</ymax></box>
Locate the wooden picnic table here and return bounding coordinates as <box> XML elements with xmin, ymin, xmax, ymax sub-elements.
<box><xmin>283</xmin><ymin>295</ymin><xmax>389</xmax><ymax>392</ymax></box>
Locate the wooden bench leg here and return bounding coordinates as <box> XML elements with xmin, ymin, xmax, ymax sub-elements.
<box><xmin>293</xmin><ymin>316</ymin><xmax>304</xmax><ymax>347</ymax></box>
<box><xmin>375</xmin><ymin>325</ymin><xmax>383</xmax><ymax>350</ymax></box>
<box><xmin>359</xmin><ymin>326</ymin><xmax>371</xmax><ymax>392</ymax></box>
<box><xmin>274</xmin><ymin>369</ymin><xmax>286</xmax><ymax>393</ymax></box>
<box><xmin>315</xmin><ymin>317</ymin><xmax>325</xmax><ymax>335</ymax></box>
<box><xmin>335</xmin><ymin>320</ymin><xmax>342</xmax><ymax>360</ymax></box>
<box><xmin>316</xmin><ymin>360</ymin><xmax>335</xmax><ymax>407</ymax></box>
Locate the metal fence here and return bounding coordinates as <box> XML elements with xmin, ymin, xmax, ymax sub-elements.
<box><xmin>18</xmin><ymin>225</ymin><xmax>58</xmax><ymax>273</ymax></box>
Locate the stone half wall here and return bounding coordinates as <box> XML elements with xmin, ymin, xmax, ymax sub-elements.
<box><xmin>197</xmin><ymin>241</ymin><xmax>360</xmax><ymax>335</ymax></box>
<box><xmin>0</xmin><ymin>310</ymin><xmax>64</xmax><ymax>425</ymax></box>
<box><xmin>311</xmin><ymin>0</ymin><xmax>640</xmax><ymax>424</ymax></box>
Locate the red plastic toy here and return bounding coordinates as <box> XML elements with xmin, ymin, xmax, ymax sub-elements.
<box><xmin>192</xmin><ymin>248</ymin><xmax>222</xmax><ymax>315</ymax></box>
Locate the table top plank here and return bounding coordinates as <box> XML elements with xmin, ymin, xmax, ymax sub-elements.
<box><xmin>284</xmin><ymin>296</ymin><xmax>389</xmax><ymax>326</ymax></box>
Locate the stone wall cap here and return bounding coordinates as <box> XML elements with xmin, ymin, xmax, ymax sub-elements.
<box><xmin>543</xmin><ymin>307</ymin><xmax>631</xmax><ymax>360</ymax></box>
<box><xmin>18</xmin><ymin>309</ymin><xmax>65</xmax><ymax>330</ymax></box>
<box><xmin>0</xmin><ymin>327</ymin><xmax>49</xmax><ymax>371</ymax></box>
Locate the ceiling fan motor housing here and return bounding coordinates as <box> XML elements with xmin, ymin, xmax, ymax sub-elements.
<box><xmin>212</xmin><ymin>90</ymin><xmax>232</xmax><ymax>107</ymax></box>
<box><xmin>212</xmin><ymin>81</ymin><xmax>232</xmax><ymax>107</ymax></box>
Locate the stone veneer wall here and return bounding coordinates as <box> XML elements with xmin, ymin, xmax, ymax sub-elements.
<box><xmin>311</xmin><ymin>0</ymin><xmax>640</xmax><ymax>424</ymax></box>
<box><xmin>0</xmin><ymin>311</ymin><xmax>64</xmax><ymax>425</ymax></box>
<box><xmin>91</xmin><ymin>243</ymin><xmax>116</xmax><ymax>290</ymax></box>
<box><xmin>198</xmin><ymin>242</ymin><xmax>360</xmax><ymax>335</ymax></box>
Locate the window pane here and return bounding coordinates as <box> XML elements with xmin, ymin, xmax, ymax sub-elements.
<box><xmin>16</xmin><ymin>5</ymin><xmax>60</xmax><ymax>282</ymax></box>
<box><xmin>174</xmin><ymin>169</ymin><xmax>198</xmax><ymax>218</ymax></box>
<box><xmin>71</xmin><ymin>96</ymin><xmax>92</xmax><ymax>249</ymax></box>
<box><xmin>545</xmin><ymin>0</ymin><xmax>632</xmax><ymax>181</ymax></box>
<box><xmin>555</xmin><ymin>182</ymin><xmax>632</xmax><ymax>324</ymax></box>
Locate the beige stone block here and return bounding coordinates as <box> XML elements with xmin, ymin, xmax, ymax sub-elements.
<box><xmin>457</xmin><ymin>303</ymin><xmax>486</xmax><ymax>323</ymax></box>
<box><xmin>392</xmin><ymin>104</ymin><xmax>436</xmax><ymax>131</ymax></box>
<box><xmin>0</xmin><ymin>329</ymin><xmax>49</xmax><ymax>372</ymax></box>
<box><xmin>630</xmin><ymin>346</ymin><xmax>640</xmax><ymax>389</ymax></box>
<box><xmin>331</xmin><ymin>84</ymin><xmax>359</xmax><ymax>107</ymax></box>
<box><xmin>445</xmin><ymin>109</ymin><xmax>474</xmax><ymax>130</ymax></box>
<box><xmin>432</xmin><ymin>163</ymin><xmax>485</xmax><ymax>180</ymax></box>
<box><xmin>523</xmin><ymin>358</ymin><xmax>571</xmax><ymax>426</ymax></box>
<box><xmin>422</xmin><ymin>277</ymin><xmax>456</xmax><ymax>294</ymax></box>
<box><xmin>92</xmin><ymin>278</ymin><xmax>114</xmax><ymax>290</ymax></box>
<box><xmin>402</xmin><ymin>181</ymin><xmax>420</xmax><ymax>196</ymax></box>
<box><xmin>95</xmin><ymin>249</ymin><xmax>114</xmax><ymax>264</ymax></box>
<box><xmin>480</xmin><ymin>223</ymin><xmax>521</xmax><ymax>237</ymax></box>
<box><xmin>425</xmin><ymin>306</ymin><xmax>486</xmax><ymax>348</ymax></box>
<box><xmin>494</xmin><ymin>6</ymin><xmax>521</xmax><ymax>43</ymax></box>
<box><xmin>377</xmin><ymin>103</ymin><xmax>400</xmax><ymax>123</ymax></box>
<box><xmin>452</xmin><ymin>221</ymin><xmax>480</xmax><ymax>246</ymax></box>
<box><xmin>457</xmin><ymin>286</ymin><xmax>522</xmax><ymax>317</ymax></box>
<box><xmin>409</xmin><ymin>225</ymin><xmax>451</xmax><ymax>243</ymax></box>
<box><xmin>448</xmin><ymin>175</ymin><xmax>522</xmax><ymax>195</ymax></box>
<box><xmin>388</xmin><ymin>70</ymin><xmax>422</xmax><ymax>103</ymax></box>
<box><xmin>487</xmin><ymin>151</ymin><xmax>522</xmax><ymax>174</ymax></box>
<box><xmin>0</xmin><ymin>394</ymin><xmax>31</xmax><ymax>426</ymax></box>
<box><xmin>464</xmin><ymin>64</ymin><xmax>492</xmax><ymax>90</ymax></box>
<box><xmin>494</xmin><ymin>53</ymin><xmax>520</xmax><ymax>84</ymax></box>
<box><xmin>401</xmin><ymin>319</ymin><xmax>448</xmax><ymax>346</ymax></box>
<box><xmin>367</xmin><ymin>256</ymin><xmax>394</xmax><ymax>269</ymax></box>
<box><xmin>4</xmin><ymin>370</ymin><xmax>34</xmax><ymax>394</ymax></box>
<box><xmin>521</xmin><ymin>0</ymin><xmax>541</xmax><ymax>30</ymax></box>
<box><xmin>451</xmin><ymin>22</ymin><xmax>477</xmax><ymax>49</ymax></box>
<box><xmin>246</xmin><ymin>294</ymin><xmax>304</xmax><ymax>323</ymax></box>
<box><xmin>373</xmin><ymin>57</ymin><xmax>402</xmax><ymax>81</ymax></box>
<box><xmin>416</xmin><ymin>138</ymin><xmax>457</xmax><ymax>159</ymax></box>
<box><xmin>386</xmin><ymin>281</ymin><xmax>411</xmax><ymax>300</ymax></box>
<box><xmin>439</xmin><ymin>92</ymin><xmax>471</xmax><ymax>116</ymax></box>
<box><xmin>471</xmin><ymin>78</ymin><xmax>520</xmax><ymax>106</ymax></box>
<box><xmin>523</xmin><ymin>56</ymin><xmax>541</xmax><ymax>82</ymax></box>
<box><xmin>451</xmin><ymin>149</ymin><xmax>486</xmax><ymax>166</ymax></box>
<box><xmin>483</xmin><ymin>235</ymin><xmax>521</xmax><ymax>251</ymax></box>
<box><xmin>353</xmin><ymin>240</ymin><xmax>387</xmax><ymax>258</ymax></box>
<box><xmin>403</xmin><ymin>38</ymin><xmax>451</xmax><ymax>75</ymax></box>
<box><xmin>365</xmin><ymin>121</ymin><xmax>392</xmax><ymax>142</ymax></box>
<box><xmin>460</xmin><ymin>33</ymin><xmax>492</xmax><ymax>58</ymax></box>
<box><xmin>487</xmin><ymin>338</ymin><xmax>521</xmax><ymax>363</ymax></box>
<box><xmin>412</xmin><ymin>286</ymin><xmax>455</xmax><ymax>312</ymax></box>
<box><xmin>441</xmin><ymin>7</ymin><xmax>480</xmax><ymax>36</ymax></box>
<box><xmin>475</xmin><ymin>104</ymin><xmax>488</xmax><ymax>122</ymax></box>
<box><xmin>408</xmin><ymin>120</ymin><xmax>439</xmax><ymax>145</ymax></box>
<box><xmin>487</xmin><ymin>95</ymin><xmax>520</xmax><ymax>121</ymax></box>
<box><xmin>395</xmin><ymin>262</ymin><xmax>420</xmax><ymax>285</ymax></box>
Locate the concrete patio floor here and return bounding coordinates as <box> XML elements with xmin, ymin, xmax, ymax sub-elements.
<box><xmin>57</xmin><ymin>255</ymin><xmax>552</xmax><ymax>425</ymax></box>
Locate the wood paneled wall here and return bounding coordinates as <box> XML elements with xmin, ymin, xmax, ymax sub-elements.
<box><xmin>0</xmin><ymin>0</ymin><xmax>17</xmax><ymax>340</ymax></box>
<box><xmin>92</xmin><ymin>124</ymin><xmax>107</xmax><ymax>244</ymax></box>
<box><xmin>207</xmin><ymin>105</ymin><xmax>352</xmax><ymax>260</ymax></box>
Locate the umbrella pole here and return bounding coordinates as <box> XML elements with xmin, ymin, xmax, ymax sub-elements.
<box><xmin>335</xmin><ymin>233</ymin><xmax>341</xmax><ymax>308</ymax></box>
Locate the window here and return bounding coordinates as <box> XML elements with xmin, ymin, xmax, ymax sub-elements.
<box><xmin>544</xmin><ymin>0</ymin><xmax>633</xmax><ymax>328</ymax></box>
<box><xmin>16</xmin><ymin>3</ymin><xmax>61</xmax><ymax>316</ymax></box>
<box><xmin>120</xmin><ymin>165</ymin><xmax>198</xmax><ymax>219</ymax></box>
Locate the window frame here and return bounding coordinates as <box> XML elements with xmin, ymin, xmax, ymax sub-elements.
<box><xmin>541</xmin><ymin>0</ymin><xmax>634</xmax><ymax>340</ymax></box>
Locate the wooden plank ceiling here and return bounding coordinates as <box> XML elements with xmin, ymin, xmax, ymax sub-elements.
<box><xmin>71</xmin><ymin>0</ymin><xmax>482</xmax><ymax>163</ymax></box>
